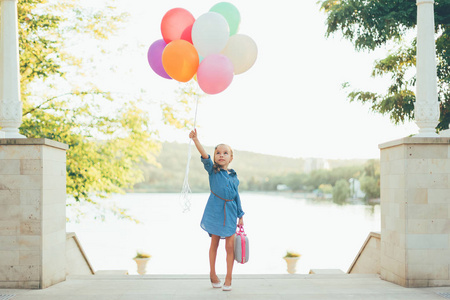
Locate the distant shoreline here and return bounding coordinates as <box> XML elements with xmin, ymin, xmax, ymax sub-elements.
<box><xmin>125</xmin><ymin>190</ymin><xmax>380</xmax><ymax>205</ymax></box>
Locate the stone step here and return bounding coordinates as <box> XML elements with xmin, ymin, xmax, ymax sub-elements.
<box><xmin>68</xmin><ymin>273</ymin><xmax>379</xmax><ymax>281</ymax></box>
<box><xmin>309</xmin><ymin>269</ymin><xmax>345</xmax><ymax>274</ymax></box>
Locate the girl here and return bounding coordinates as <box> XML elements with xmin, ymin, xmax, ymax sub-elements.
<box><xmin>189</xmin><ymin>129</ymin><xmax>244</xmax><ymax>292</ymax></box>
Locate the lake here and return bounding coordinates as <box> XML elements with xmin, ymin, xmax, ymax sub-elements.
<box><xmin>66</xmin><ymin>192</ymin><xmax>380</xmax><ymax>275</ymax></box>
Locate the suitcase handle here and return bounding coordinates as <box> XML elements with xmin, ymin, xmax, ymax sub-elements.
<box><xmin>236</xmin><ymin>225</ymin><xmax>247</xmax><ymax>263</ymax></box>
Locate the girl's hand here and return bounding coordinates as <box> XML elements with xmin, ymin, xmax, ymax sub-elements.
<box><xmin>189</xmin><ymin>129</ymin><xmax>197</xmax><ymax>140</ymax></box>
<box><xmin>238</xmin><ymin>217</ymin><xmax>244</xmax><ymax>226</ymax></box>
<box><xmin>190</xmin><ymin>129</ymin><xmax>208</xmax><ymax>159</ymax></box>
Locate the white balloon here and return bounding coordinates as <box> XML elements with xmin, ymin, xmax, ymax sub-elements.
<box><xmin>221</xmin><ymin>34</ymin><xmax>258</xmax><ymax>75</ymax></box>
<box><xmin>192</xmin><ymin>12</ymin><xmax>229</xmax><ymax>58</ymax></box>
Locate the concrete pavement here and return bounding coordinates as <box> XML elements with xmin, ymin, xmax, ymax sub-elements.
<box><xmin>1</xmin><ymin>274</ymin><xmax>450</xmax><ymax>300</ymax></box>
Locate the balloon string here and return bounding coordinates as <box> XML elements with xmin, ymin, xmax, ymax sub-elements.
<box><xmin>180</xmin><ymin>93</ymin><xmax>199</xmax><ymax>213</ymax></box>
<box><xmin>192</xmin><ymin>92</ymin><xmax>199</xmax><ymax>129</ymax></box>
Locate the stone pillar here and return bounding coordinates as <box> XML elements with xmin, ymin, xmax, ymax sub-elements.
<box><xmin>0</xmin><ymin>139</ymin><xmax>67</xmax><ymax>289</ymax></box>
<box><xmin>0</xmin><ymin>0</ymin><xmax>25</xmax><ymax>138</ymax></box>
<box><xmin>379</xmin><ymin>137</ymin><xmax>450</xmax><ymax>287</ymax></box>
<box><xmin>414</xmin><ymin>0</ymin><xmax>440</xmax><ymax>137</ymax></box>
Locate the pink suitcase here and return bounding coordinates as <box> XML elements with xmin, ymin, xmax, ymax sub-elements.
<box><xmin>234</xmin><ymin>225</ymin><xmax>249</xmax><ymax>264</ymax></box>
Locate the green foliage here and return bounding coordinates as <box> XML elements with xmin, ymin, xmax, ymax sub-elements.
<box><xmin>21</xmin><ymin>97</ymin><xmax>159</xmax><ymax>202</ymax></box>
<box><xmin>284</xmin><ymin>251</ymin><xmax>301</xmax><ymax>258</ymax></box>
<box><xmin>359</xmin><ymin>175</ymin><xmax>380</xmax><ymax>199</ymax></box>
<box><xmin>363</xmin><ymin>159</ymin><xmax>380</xmax><ymax>178</ymax></box>
<box><xmin>134</xmin><ymin>142</ymin><xmax>306</xmax><ymax>192</ymax></box>
<box><xmin>134</xmin><ymin>251</ymin><xmax>151</xmax><ymax>259</ymax></box>
<box><xmin>332</xmin><ymin>179</ymin><xmax>350</xmax><ymax>205</ymax></box>
<box><xmin>319</xmin><ymin>0</ymin><xmax>450</xmax><ymax>131</ymax></box>
<box><xmin>305</xmin><ymin>165</ymin><xmax>362</xmax><ymax>191</ymax></box>
<box><xmin>160</xmin><ymin>84</ymin><xmax>204</xmax><ymax>130</ymax></box>
<box><xmin>320</xmin><ymin>0</ymin><xmax>417</xmax><ymax>51</ymax></box>
<box><xmin>318</xmin><ymin>184</ymin><xmax>333</xmax><ymax>194</ymax></box>
<box><xmin>18</xmin><ymin>0</ymin><xmax>64</xmax><ymax>87</ymax></box>
<box><xmin>359</xmin><ymin>159</ymin><xmax>380</xmax><ymax>199</ymax></box>
<box><xmin>12</xmin><ymin>0</ymin><xmax>192</xmax><ymax>220</ymax></box>
<box><xmin>133</xmin><ymin>142</ymin><xmax>376</xmax><ymax>201</ymax></box>
<box><xmin>284</xmin><ymin>173</ymin><xmax>309</xmax><ymax>191</ymax></box>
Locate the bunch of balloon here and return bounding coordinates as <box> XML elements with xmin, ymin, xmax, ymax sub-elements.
<box><xmin>147</xmin><ymin>2</ymin><xmax>258</xmax><ymax>95</ymax></box>
<box><xmin>147</xmin><ymin>3</ymin><xmax>257</xmax><ymax>213</ymax></box>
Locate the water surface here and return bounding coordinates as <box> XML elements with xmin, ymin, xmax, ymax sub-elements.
<box><xmin>67</xmin><ymin>192</ymin><xmax>380</xmax><ymax>275</ymax></box>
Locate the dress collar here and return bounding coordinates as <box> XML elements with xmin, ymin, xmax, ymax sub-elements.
<box><xmin>220</xmin><ymin>168</ymin><xmax>236</xmax><ymax>175</ymax></box>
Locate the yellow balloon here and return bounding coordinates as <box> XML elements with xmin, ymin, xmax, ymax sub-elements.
<box><xmin>221</xmin><ymin>34</ymin><xmax>257</xmax><ymax>75</ymax></box>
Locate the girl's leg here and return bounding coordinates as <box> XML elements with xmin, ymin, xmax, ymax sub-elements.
<box><xmin>209</xmin><ymin>235</ymin><xmax>221</xmax><ymax>283</ymax></box>
<box><xmin>224</xmin><ymin>235</ymin><xmax>235</xmax><ymax>286</ymax></box>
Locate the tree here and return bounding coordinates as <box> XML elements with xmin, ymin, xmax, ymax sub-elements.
<box><xmin>318</xmin><ymin>183</ymin><xmax>333</xmax><ymax>194</ymax></box>
<box><xmin>13</xmin><ymin>0</ymin><xmax>193</xmax><ymax>220</ymax></box>
<box><xmin>319</xmin><ymin>0</ymin><xmax>450</xmax><ymax>131</ymax></box>
<box><xmin>359</xmin><ymin>175</ymin><xmax>380</xmax><ymax>200</ymax></box>
<box><xmin>359</xmin><ymin>159</ymin><xmax>380</xmax><ymax>199</ymax></box>
<box><xmin>332</xmin><ymin>179</ymin><xmax>350</xmax><ymax>204</ymax></box>
<box><xmin>285</xmin><ymin>173</ymin><xmax>309</xmax><ymax>191</ymax></box>
<box><xmin>363</xmin><ymin>159</ymin><xmax>380</xmax><ymax>178</ymax></box>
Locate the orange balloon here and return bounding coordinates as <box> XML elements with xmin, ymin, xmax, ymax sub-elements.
<box><xmin>162</xmin><ymin>40</ymin><xmax>199</xmax><ymax>82</ymax></box>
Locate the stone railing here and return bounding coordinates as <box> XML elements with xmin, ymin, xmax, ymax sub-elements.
<box><xmin>348</xmin><ymin>232</ymin><xmax>381</xmax><ymax>275</ymax></box>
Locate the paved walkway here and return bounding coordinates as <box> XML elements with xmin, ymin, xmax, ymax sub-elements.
<box><xmin>1</xmin><ymin>274</ymin><xmax>450</xmax><ymax>300</ymax></box>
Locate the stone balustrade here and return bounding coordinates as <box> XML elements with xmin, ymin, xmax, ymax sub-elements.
<box><xmin>0</xmin><ymin>139</ymin><xmax>68</xmax><ymax>289</ymax></box>
<box><xmin>379</xmin><ymin>137</ymin><xmax>450</xmax><ymax>287</ymax></box>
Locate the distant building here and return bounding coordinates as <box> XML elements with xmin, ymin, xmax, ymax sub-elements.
<box><xmin>276</xmin><ymin>184</ymin><xmax>290</xmax><ymax>191</ymax></box>
<box><xmin>304</xmin><ymin>158</ymin><xmax>330</xmax><ymax>173</ymax></box>
<box><xmin>348</xmin><ymin>178</ymin><xmax>365</xmax><ymax>199</ymax></box>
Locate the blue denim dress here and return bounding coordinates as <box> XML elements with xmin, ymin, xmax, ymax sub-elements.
<box><xmin>200</xmin><ymin>155</ymin><xmax>245</xmax><ymax>238</ymax></box>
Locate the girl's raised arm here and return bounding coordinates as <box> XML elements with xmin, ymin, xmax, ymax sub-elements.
<box><xmin>189</xmin><ymin>129</ymin><xmax>208</xmax><ymax>159</ymax></box>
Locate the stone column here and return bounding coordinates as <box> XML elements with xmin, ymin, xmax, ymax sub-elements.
<box><xmin>0</xmin><ymin>139</ymin><xmax>67</xmax><ymax>289</ymax></box>
<box><xmin>414</xmin><ymin>0</ymin><xmax>440</xmax><ymax>137</ymax></box>
<box><xmin>0</xmin><ymin>0</ymin><xmax>25</xmax><ymax>138</ymax></box>
<box><xmin>379</xmin><ymin>137</ymin><xmax>450</xmax><ymax>287</ymax></box>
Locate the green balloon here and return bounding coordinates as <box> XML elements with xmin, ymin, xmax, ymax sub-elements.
<box><xmin>210</xmin><ymin>2</ymin><xmax>241</xmax><ymax>36</ymax></box>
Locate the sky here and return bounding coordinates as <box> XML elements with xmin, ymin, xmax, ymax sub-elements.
<box><xmin>94</xmin><ymin>0</ymin><xmax>419</xmax><ymax>159</ymax></box>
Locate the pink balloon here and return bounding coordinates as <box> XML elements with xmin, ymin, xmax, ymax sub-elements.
<box><xmin>197</xmin><ymin>54</ymin><xmax>234</xmax><ymax>94</ymax></box>
<box><xmin>161</xmin><ymin>8</ymin><xmax>195</xmax><ymax>44</ymax></box>
<box><xmin>147</xmin><ymin>39</ymin><xmax>172</xmax><ymax>79</ymax></box>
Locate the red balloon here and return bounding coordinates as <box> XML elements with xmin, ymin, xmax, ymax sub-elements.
<box><xmin>161</xmin><ymin>8</ymin><xmax>195</xmax><ymax>44</ymax></box>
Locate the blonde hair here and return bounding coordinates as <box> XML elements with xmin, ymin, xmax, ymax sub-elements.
<box><xmin>213</xmin><ymin>144</ymin><xmax>233</xmax><ymax>173</ymax></box>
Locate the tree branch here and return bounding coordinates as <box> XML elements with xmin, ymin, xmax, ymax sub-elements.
<box><xmin>22</xmin><ymin>90</ymin><xmax>111</xmax><ymax>116</ymax></box>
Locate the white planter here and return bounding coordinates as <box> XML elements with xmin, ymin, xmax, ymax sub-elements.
<box><xmin>283</xmin><ymin>257</ymin><xmax>300</xmax><ymax>274</ymax></box>
<box><xmin>133</xmin><ymin>258</ymin><xmax>150</xmax><ymax>275</ymax></box>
